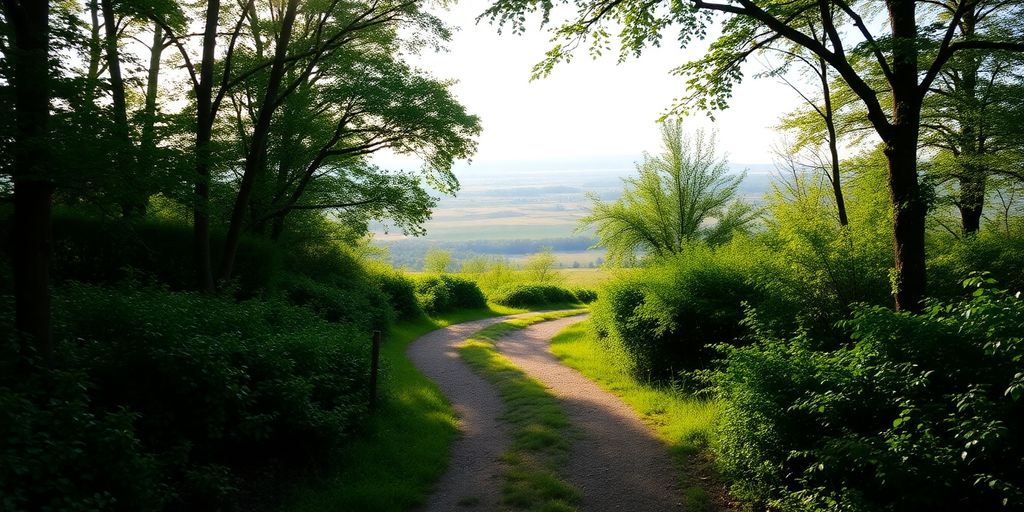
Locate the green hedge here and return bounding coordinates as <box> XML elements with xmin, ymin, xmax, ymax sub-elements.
<box><xmin>414</xmin><ymin>274</ymin><xmax>487</xmax><ymax>314</ymax></box>
<box><xmin>1</xmin><ymin>284</ymin><xmax>373</xmax><ymax>511</ymax></box>
<box><xmin>489</xmin><ymin>283</ymin><xmax>578</xmax><ymax>308</ymax></box>
<box><xmin>713</xmin><ymin>277</ymin><xmax>1024</xmax><ymax>511</ymax></box>
<box><xmin>591</xmin><ymin>246</ymin><xmax>759</xmax><ymax>382</ymax></box>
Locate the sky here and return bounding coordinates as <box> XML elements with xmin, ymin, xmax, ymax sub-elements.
<box><xmin>374</xmin><ymin>2</ymin><xmax>805</xmax><ymax>170</ymax></box>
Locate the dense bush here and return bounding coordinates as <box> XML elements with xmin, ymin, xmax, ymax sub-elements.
<box><xmin>48</xmin><ymin>213</ymin><xmax>281</xmax><ymax>295</ymax></box>
<box><xmin>414</xmin><ymin>274</ymin><xmax>487</xmax><ymax>314</ymax></box>
<box><xmin>571</xmin><ymin>287</ymin><xmax>598</xmax><ymax>304</ymax></box>
<box><xmin>370</xmin><ymin>265</ymin><xmax>422</xmax><ymax>319</ymax></box>
<box><xmin>489</xmin><ymin>283</ymin><xmax>578</xmax><ymax>308</ymax></box>
<box><xmin>591</xmin><ymin>245</ymin><xmax>759</xmax><ymax>381</ymax></box>
<box><xmin>279</xmin><ymin>272</ymin><xmax>392</xmax><ymax>331</ymax></box>
<box><xmin>1</xmin><ymin>284</ymin><xmax>373</xmax><ymax>511</ymax></box>
<box><xmin>928</xmin><ymin>231</ymin><xmax>1024</xmax><ymax>301</ymax></box>
<box><xmin>713</xmin><ymin>277</ymin><xmax>1024</xmax><ymax>511</ymax></box>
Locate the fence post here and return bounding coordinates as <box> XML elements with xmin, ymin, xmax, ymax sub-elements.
<box><xmin>369</xmin><ymin>330</ymin><xmax>381</xmax><ymax>410</ymax></box>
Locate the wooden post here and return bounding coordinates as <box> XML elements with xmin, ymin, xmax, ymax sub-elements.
<box><xmin>369</xmin><ymin>329</ymin><xmax>381</xmax><ymax>410</ymax></box>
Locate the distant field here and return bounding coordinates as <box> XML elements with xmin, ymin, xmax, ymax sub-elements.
<box><xmin>557</xmin><ymin>268</ymin><xmax>612</xmax><ymax>287</ymax></box>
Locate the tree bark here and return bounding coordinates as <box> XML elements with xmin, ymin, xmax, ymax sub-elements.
<box><xmin>818</xmin><ymin>56</ymin><xmax>848</xmax><ymax>227</ymax></box>
<box><xmin>100</xmin><ymin>0</ymin><xmax>144</xmax><ymax>217</ymax></box>
<box><xmin>193</xmin><ymin>0</ymin><xmax>220</xmax><ymax>293</ymax></box>
<box><xmin>218</xmin><ymin>0</ymin><xmax>299</xmax><ymax>284</ymax></box>
<box><xmin>141</xmin><ymin>24</ymin><xmax>164</xmax><ymax>152</ymax></box>
<box><xmin>3</xmin><ymin>0</ymin><xmax>54</xmax><ymax>360</ymax></box>
<box><xmin>884</xmin><ymin>0</ymin><xmax>927</xmax><ymax>312</ymax></box>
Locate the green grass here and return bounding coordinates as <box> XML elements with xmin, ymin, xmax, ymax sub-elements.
<box><xmin>283</xmin><ymin>306</ymin><xmax>521</xmax><ymax>512</ymax></box>
<box><xmin>549</xmin><ymin>320</ymin><xmax>721</xmax><ymax>508</ymax></box>
<box><xmin>459</xmin><ymin>311</ymin><xmax>586</xmax><ymax>511</ymax></box>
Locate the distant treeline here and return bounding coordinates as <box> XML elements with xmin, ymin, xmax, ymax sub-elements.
<box><xmin>379</xmin><ymin>236</ymin><xmax>598</xmax><ymax>269</ymax></box>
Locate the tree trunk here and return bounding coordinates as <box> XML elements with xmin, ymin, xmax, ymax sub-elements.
<box><xmin>218</xmin><ymin>0</ymin><xmax>299</xmax><ymax>284</ymax></box>
<box><xmin>84</xmin><ymin>0</ymin><xmax>102</xmax><ymax>115</ymax></box>
<box><xmin>193</xmin><ymin>0</ymin><xmax>220</xmax><ymax>293</ymax></box>
<box><xmin>885</xmin><ymin>0</ymin><xmax>927</xmax><ymax>312</ymax></box>
<box><xmin>141</xmin><ymin>24</ymin><xmax>164</xmax><ymax>152</ymax></box>
<box><xmin>100</xmin><ymin>0</ymin><xmax>144</xmax><ymax>217</ymax></box>
<box><xmin>958</xmin><ymin>168</ymin><xmax>985</xmax><ymax>234</ymax></box>
<box><xmin>819</xmin><ymin>56</ymin><xmax>848</xmax><ymax>227</ymax></box>
<box><xmin>954</xmin><ymin>10</ymin><xmax>984</xmax><ymax>236</ymax></box>
<box><xmin>3</xmin><ymin>0</ymin><xmax>54</xmax><ymax>360</ymax></box>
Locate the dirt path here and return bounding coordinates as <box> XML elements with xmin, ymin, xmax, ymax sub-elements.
<box><xmin>410</xmin><ymin>313</ymin><xmax>685</xmax><ymax>511</ymax></box>
<box><xmin>493</xmin><ymin>315</ymin><xmax>684</xmax><ymax>511</ymax></box>
<box><xmin>407</xmin><ymin>314</ymin><xmax>529</xmax><ymax>511</ymax></box>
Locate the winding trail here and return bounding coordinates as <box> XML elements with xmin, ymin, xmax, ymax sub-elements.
<box><xmin>409</xmin><ymin>313</ymin><xmax>684</xmax><ymax>511</ymax></box>
<box><xmin>407</xmin><ymin>314</ymin><xmax>527</xmax><ymax>511</ymax></box>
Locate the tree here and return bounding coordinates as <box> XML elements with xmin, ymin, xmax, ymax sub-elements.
<box><xmin>2</xmin><ymin>0</ymin><xmax>53</xmax><ymax>359</ymax></box>
<box><xmin>234</xmin><ymin>41</ymin><xmax>479</xmax><ymax>242</ymax></box>
<box><xmin>483</xmin><ymin>0</ymin><xmax>1024</xmax><ymax>311</ymax></box>
<box><xmin>524</xmin><ymin>248</ymin><xmax>561</xmax><ymax>283</ymax></box>
<box><xmin>423</xmin><ymin>248</ymin><xmax>452</xmax><ymax>273</ymax></box>
<box><xmin>580</xmin><ymin>120</ymin><xmax>756</xmax><ymax>264</ymax></box>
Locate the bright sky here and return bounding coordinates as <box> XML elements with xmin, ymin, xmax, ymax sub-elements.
<box><xmin>376</xmin><ymin>3</ymin><xmax>804</xmax><ymax>169</ymax></box>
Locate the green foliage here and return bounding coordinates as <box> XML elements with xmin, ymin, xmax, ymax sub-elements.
<box><xmin>1</xmin><ymin>283</ymin><xmax>373</xmax><ymax>510</ymax></box>
<box><xmin>49</xmin><ymin>213</ymin><xmax>280</xmax><ymax>294</ymax></box>
<box><xmin>369</xmin><ymin>265</ymin><xmax>423</xmax><ymax>319</ymax></box>
<box><xmin>490</xmin><ymin>283</ymin><xmax>579</xmax><ymax>308</ymax></box>
<box><xmin>570</xmin><ymin>287</ymin><xmax>598</xmax><ymax>304</ymax></box>
<box><xmin>753</xmin><ymin>153</ymin><xmax>894</xmax><ymax>337</ymax></box>
<box><xmin>414</xmin><ymin>274</ymin><xmax>487</xmax><ymax>314</ymax></box>
<box><xmin>928</xmin><ymin>231</ymin><xmax>1024</xmax><ymax>301</ymax></box>
<box><xmin>422</xmin><ymin>248</ymin><xmax>453</xmax><ymax>274</ymax></box>
<box><xmin>591</xmin><ymin>244</ymin><xmax>759</xmax><ymax>382</ymax></box>
<box><xmin>279</xmin><ymin>272</ymin><xmax>393</xmax><ymax>331</ymax></box>
<box><xmin>522</xmin><ymin>248</ymin><xmax>562</xmax><ymax>284</ymax></box>
<box><xmin>581</xmin><ymin>121</ymin><xmax>757</xmax><ymax>264</ymax></box>
<box><xmin>713</xmin><ymin>278</ymin><xmax>1024</xmax><ymax>511</ymax></box>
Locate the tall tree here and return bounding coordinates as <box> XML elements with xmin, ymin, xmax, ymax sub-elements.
<box><xmin>2</xmin><ymin>0</ymin><xmax>53</xmax><ymax>358</ymax></box>
<box><xmin>215</xmin><ymin>0</ymin><xmax>439</xmax><ymax>283</ymax></box>
<box><xmin>484</xmin><ymin>0</ymin><xmax>1024</xmax><ymax>311</ymax></box>
<box><xmin>580</xmin><ymin>120</ymin><xmax>756</xmax><ymax>264</ymax></box>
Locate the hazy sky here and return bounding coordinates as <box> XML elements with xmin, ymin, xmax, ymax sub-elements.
<box><xmin>376</xmin><ymin>3</ymin><xmax>805</xmax><ymax>168</ymax></box>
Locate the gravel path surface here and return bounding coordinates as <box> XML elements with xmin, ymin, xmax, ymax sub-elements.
<box><xmin>494</xmin><ymin>315</ymin><xmax>685</xmax><ymax>512</ymax></box>
<box><xmin>407</xmin><ymin>314</ymin><xmax>530</xmax><ymax>512</ymax></box>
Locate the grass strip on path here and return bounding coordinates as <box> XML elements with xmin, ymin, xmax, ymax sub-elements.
<box><xmin>549</xmin><ymin>320</ymin><xmax>727</xmax><ymax>511</ymax></box>
<box><xmin>459</xmin><ymin>311</ymin><xmax>586</xmax><ymax>512</ymax></box>
<box><xmin>284</xmin><ymin>305</ymin><xmax>524</xmax><ymax>512</ymax></box>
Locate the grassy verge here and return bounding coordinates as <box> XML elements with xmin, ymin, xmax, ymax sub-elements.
<box><xmin>459</xmin><ymin>311</ymin><xmax>586</xmax><ymax>512</ymax></box>
<box><xmin>549</xmin><ymin>320</ymin><xmax>724</xmax><ymax>510</ymax></box>
<box><xmin>283</xmin><ymin>305</ymin><xmax>522</xmax><ymax>512</ymax></box>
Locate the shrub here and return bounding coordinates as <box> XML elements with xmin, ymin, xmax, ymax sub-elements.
<box><xmin>571</xmin><ymin>287</ymin><xmax>598</xmax><ymax>304</ymax></box>
<box><xmin>48</xmin><ymin>213</ymin><xmax>280</xmax><ymax>295</ymax></box>
<box><xmin>928</xmin><ymin>231</ymin><xmax>1024</xmax><ymax>301</ymax></box>
<box><xmin>713</xmin><ymin>276</ymin><xmax>1024</xmax><ymax>511</ymax></box>
<box><xmin>1</xmin><ymin>283</ymin><xmax>373</xmax><ymax>510</ymax></box>
<box><xmin>414</xmin><ymin>274</ymin><xmax>487</xmax><ymax>314</ymax></box>
<box><xmin>489</xmin><ymin>283</ymin><xmax>578</xmax><ymax>308</ymax></box>
<box><xmin>591</xmin><ymin>245</ymin><xmax>759</xmax><ymax>381</ymax></box>
<box><xmin>279</xmin><ymin>272</ymin><xmax>392</xmax><ymax>331</ymax></box>
<box><xmin>370</xmin><ymin>265</ymin><xmax>422</xmax><ymax>319</ymax></box>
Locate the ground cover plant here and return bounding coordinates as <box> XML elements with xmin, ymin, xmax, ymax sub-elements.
<box><xmin>459</xmin><ymin>312</ymin><xmax>588</xmax><ymax>511</ymax></box>
<box><xmin>1</xmin><ymin>283</ymin><xmax>375</xmax><ymax>511</ymax></box>
<box><xmin>712</xmin><ymin>276</ymin><xmax>1024</xmax><ymax>511</ymax></box>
